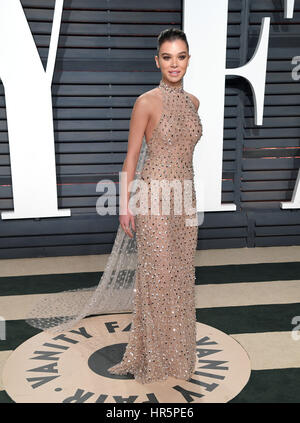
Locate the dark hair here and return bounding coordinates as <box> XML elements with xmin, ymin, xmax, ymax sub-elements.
<box><xmin>157</xmin><ymin>28</ymin><xmax>189</xmax><ymax>54</ymax></box>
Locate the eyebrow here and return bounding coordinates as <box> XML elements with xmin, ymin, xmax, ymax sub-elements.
<box><xmin>161</xmin><ymin>51</ymin><xmax>187</xmax><ymax>55</ymax></box>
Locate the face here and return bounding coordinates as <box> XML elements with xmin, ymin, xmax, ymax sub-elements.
<box><xmin>155</xmin><ymin>39</ymin><xmax>190</xmax><ymax>84</ymax></box>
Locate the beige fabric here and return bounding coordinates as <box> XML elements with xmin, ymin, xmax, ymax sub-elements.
<box><xmin>25</xmin><ymin>140</ymin><xmax>148</xmax><ymax>333</ymax></box>
<box><xmin>25</xmin><ymin>79</ymin><xmax>203</xmax><ymax>385</ymax></box>
<box><xmin>108</xmin><ymin>80</ymin><xmax>203</xmax><ymax>383</ymax></box>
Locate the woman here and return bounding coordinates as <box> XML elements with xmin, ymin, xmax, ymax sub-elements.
<box><xmin>26</xmin><ymin>27</ymin><xmax>202</xmax><ymax>385</ymax></box>
<box><xmin>107</xmin><ymin>28</ymin><xmax>203</xmax><ymax>384</ymax></box>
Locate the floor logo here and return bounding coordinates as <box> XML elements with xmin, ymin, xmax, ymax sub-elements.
<box><xmin>3</xmin><ymin>314</ymin><xmax>251</xmax><ymax>402</ymax></box>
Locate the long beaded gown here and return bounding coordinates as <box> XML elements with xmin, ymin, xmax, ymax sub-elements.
<box><xmin>108</xmin><ymin>79</ymin><xmax>203</xmax><ymax>384</ymax></box>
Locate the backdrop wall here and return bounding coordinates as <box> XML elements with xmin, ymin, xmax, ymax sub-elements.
<box><xmin>0</xmin><ymin>0</ymin><xmax>300</xmax><ymax>258</ymax></box>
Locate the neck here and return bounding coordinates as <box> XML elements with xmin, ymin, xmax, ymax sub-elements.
<box><xmin>159</xmin><ymin>78</ymin><xmax>184</xmax><ymax>93</ymax></box>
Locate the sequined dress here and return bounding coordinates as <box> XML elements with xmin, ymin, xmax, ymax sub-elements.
<box><xmin>108</xmin><ymin>79</ymin><xmax>203</xmax><ymax>384</ymax></box>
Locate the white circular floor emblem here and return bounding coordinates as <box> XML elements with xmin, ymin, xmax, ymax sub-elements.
<box><xmin>3</xmin><ymin>314</ymin><xmax>251</xmax><ymax>403</ymax></box>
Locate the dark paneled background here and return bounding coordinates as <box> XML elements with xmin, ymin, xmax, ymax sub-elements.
<box><xmin>0</xmin><ymin>0</ymin><xmax>300</xmax><ymax>258</ymax></box>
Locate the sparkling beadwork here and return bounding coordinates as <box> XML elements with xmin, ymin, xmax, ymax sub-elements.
<box><xmin>107</xmin><ymin>78</ymin><xmax>203</xmax><ymax>384</ymax></box>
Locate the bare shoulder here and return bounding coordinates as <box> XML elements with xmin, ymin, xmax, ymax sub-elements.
<box><xmin>134</xmin><ymin>87</ymin><xmax>161</xmax><ymax>112</ymax></box>
<box><xmin>186</xmin><ymin>91</ymin><xmax>200</xmax><ymax>111</ymax></box>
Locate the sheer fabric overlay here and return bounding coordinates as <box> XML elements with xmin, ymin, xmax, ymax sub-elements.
<box><xmin>25</xmin><ymin>137</ymin><xmax>148</xmax><ymax>335</ymax></box>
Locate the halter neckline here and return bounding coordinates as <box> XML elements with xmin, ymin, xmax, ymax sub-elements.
<box><xmin>159</xmin><ymin>79</ymin><xmax>184</xmax><ymax>93</ymax></box>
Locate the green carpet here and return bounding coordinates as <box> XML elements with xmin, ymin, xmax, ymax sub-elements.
<box><xmin>0</xmin><ymin>262</ymin><xmax>299</xmax><ymax>403</ymax></box>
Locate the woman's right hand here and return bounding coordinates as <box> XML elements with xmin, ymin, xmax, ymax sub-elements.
<box><xmin>119</xmin><ymin>208</ymin><xmax>135</xmax><ymax>238</ymax></box>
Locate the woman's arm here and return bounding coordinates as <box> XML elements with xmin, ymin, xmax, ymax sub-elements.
<box><xmin>119</xmin><ymin>94</ymin><xmax>151</xmax><ymax>236</ymax></box>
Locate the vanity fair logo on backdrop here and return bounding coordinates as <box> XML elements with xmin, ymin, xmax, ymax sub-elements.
<box><xmin>0</xmin><ymin>0</ymin><xmax>298</xmax><ymax>220</ymax></box>
<box><xmin>2</xmin><ymin>315</ymin><xmax>251</xmax><ymax>403</ymax></box>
